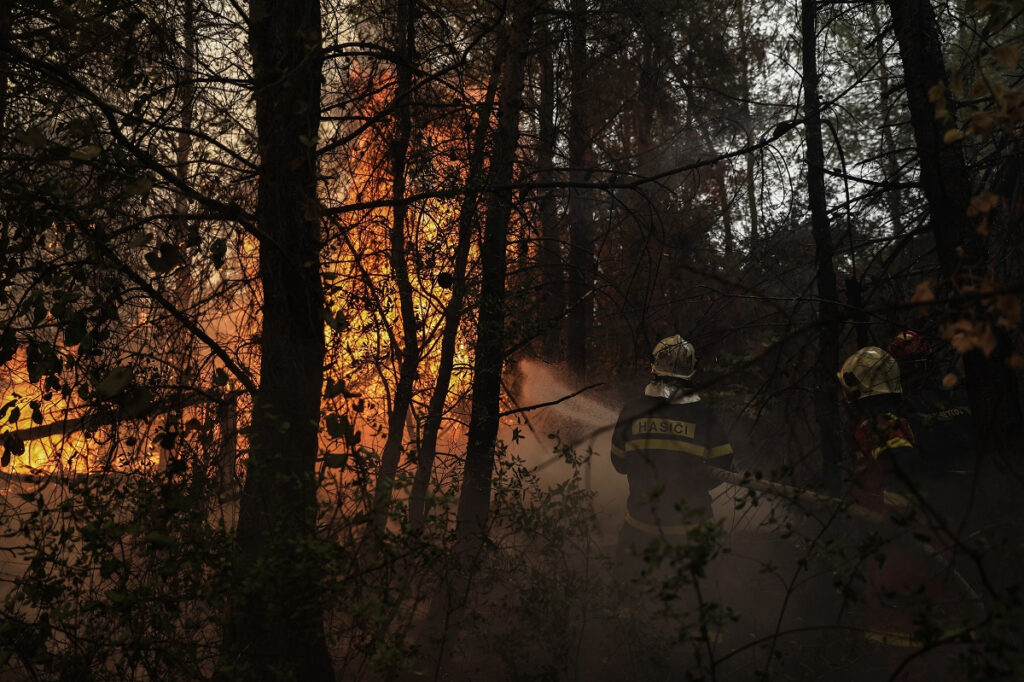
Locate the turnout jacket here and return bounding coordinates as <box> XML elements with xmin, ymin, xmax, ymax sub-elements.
<box><xmin>852</xmin><ymin>412</ymin><xmax>921</xmax><ymax>511</ymax></box>
<box><xmin>610</xmin><ymin>391</ymin><xmax>733</xmax><ymax>528</ymax></box>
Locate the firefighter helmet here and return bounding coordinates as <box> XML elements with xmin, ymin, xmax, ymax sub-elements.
<box><xmin>887</xmin><ymin>330</ymin><xmax>929</xmax><ymax>360</ymax></box>
<box><xmin>837</xmin><ymin>346</ymin><xmax>902</xmax><ymax>401</ymax></box>
<box><xmin>651</xmin><ymin>335</ymin><xmax>697</xmax><ymax>379</ymax></box>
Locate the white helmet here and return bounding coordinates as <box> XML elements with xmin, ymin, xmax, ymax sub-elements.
<box><xmin>651</xmin><ymin>335</ymin><xmax>697</xmax><ymax>379</ymax></box>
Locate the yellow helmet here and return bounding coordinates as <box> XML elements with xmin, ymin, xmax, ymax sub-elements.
<box><xmin>837</xmin><ymin>346</ymin><xmax>902</xmax><ymax>401</ymax></box>
<box><xmin>651</xmin><ymin>335</ymin><xmax>697</xmax><ymax>379</ymax></box>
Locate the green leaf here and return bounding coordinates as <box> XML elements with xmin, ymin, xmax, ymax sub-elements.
<box><xmin>2</xmin><ymin>434</ymin><xmax>25</xmax><ymax>461</ymax></box>
<box><xmin>143</xmin><ymin>531</ymin><xmax>176</xmax><ymax>549</ymax></box>
<box><xmin>323</xmin><ymin>452</ymin><xmax>347</xmax><ymax>468</ymax></box>
<box><xmin>0</xmin><ymin>329</ymin><xmax>16</xmax><ymax>366</ymax></box>
<box><xmin>324</xmin><ymin>378</ymin><xmax>350</xmax><ymax>400</ymax></box>
<box><xmin>22</xmin><ymin>342</ymin><xmax>62</xmax><ymax>382</ymax></box>
<box><xmin>210</xmin><ymin>238</ymin><xmax>227</xmax><ymax>269</ymax></box>
<box><xmin>325</xmin><ymin>413</ymin><xmax>351</xmax><ymax>439</ymax></box>
<box><xmin>156</xmin><ymin>431</ymin><xmax>177</xmax><ymax>450</ymax></box>
<box><xmin>99</xmin><ymin>558</ymin><xmax>122</xmax><ymax>578</ymax></box>
<box><xmin>121</xmin><ymin>387</ymin><xmax>152</xmax><ymax>417</ymax></box>
<box><xmin>69</xmin><ymin>145</ymin><xmax>102</xmax><ymax>161</ymax></box>
<box><xmin>144</xmin><ymin>250</ymin><xmax>166</xmax><ymax>272</ymax></box>
<box><xmin>63</xmin><ymin>312</ymin><xmax>88</xmax><ymax>347</ymax></box>
<box><xmin>124</xmin><ymin>174</ymin><xmax>154</xmax><ymax>196</ymax></box>
<box><xmin>128</xmin><ymin>231</ymin><xmax>152</xmax><ymax>248</ymax></box>
<box><xmin>95</xmin><ymin>366</ymin><xmax>133</xmax><ymax>398</ymax></box>
<box><xmin>144</xmin><ymin>243</ymin><xmax>185</xmax><ymax>274</ymax></box>
<box><xmin>16</xmin><ymin>127</ymin><xmax>48</xmax><ymax>149</ymax></box>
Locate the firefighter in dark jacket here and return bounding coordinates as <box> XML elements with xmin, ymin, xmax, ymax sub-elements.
<box><xmin>610</xmin><ymin>335</ymin><xmax>734</xmax><ymax>561</ymax></box>
<box><xmin>838</xmin><ymin>346</ymin><xmax>955</xmax><ymax>661</ymax></box>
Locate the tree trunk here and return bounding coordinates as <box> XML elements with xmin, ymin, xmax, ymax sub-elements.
<box><xmin>0</xmin><ymin>0</ymin><xmax>12</xmax><ymax>132</ymax></box>
<box><xmin>802</xmin><ymin>0</ymin><xmax>842</xmax><ymax>487</ymax></box>
<box><xmin>738</xmin><ymin>0</ymin><xmax>759</xmax><ymax>248</ymax></box>
<box><xmin>373</xmin><ymin>0</ymin><xmax>418</xmax><ymax>531</ymax></box>
<box><xmin>217</xmin><ymin>394</ymin><xmax>238</xmax><ymax>494</ymax></box>
<box><xmin>872</xmin><ymin>6</ymin><xmax>905</xmax><ymax>238</ymax></box>
<box><xmin>455</xmin><ymin>0</ymin><xmax>535</xmax><ymax>545</ymax></box>
<box><xmin>407</xmin><ymin>43</ymin><xmax>503</xmax><ymax>530</ymax></box>
<box><xmin>717</xmin><ymin>169</ymin><xmax>734</xmax><ymax>256</ymax></box>
<box><xmin>158</xmin><ymin>0</ymin><xmax>199</xmax><ymax>473</ymax></box>
<box><xmin>175</xmin><ymin>0</ymin><xmax>195</xmax><ymax>206</ymax></box>
<box><xmin>536</xmin><ymin>18</ymin><xmax>562</xmax><ymax>362</ymax></box>
<box><xmin>228</xmin><ymin>0</ymin><xmax>334</xmax><ymax>678</ymax></box>
<box><xmin>565</xmin><ymin>0</ymin><xmax>591</xmax><ymax>382</ymax></box>
<box><xmin>886</xmin><ymin>0</ymin><xmax>978</xmax><ymax>271</ymax></box>
<box><xmin>887</xmin><ymin>0</ymin><xmax>1022</xmax><ymax>446</ymax></box>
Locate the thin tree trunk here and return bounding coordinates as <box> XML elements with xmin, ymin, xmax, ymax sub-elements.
<box><xmin>176</xmin><ymin>0</ymin><xmax>195</xmax><ymax>209</ymax></box>
<box><xmin>887</xmin><ymin>0</ymin><xmax>1022</xmax><ymax>445</ymax></box>
<box><xmin>217</xmin><ymin>394</ymin><xmax>238</xmax><ymax>494</ymax></box>
<box><xmin>717</xmin><ymin>170</ymin><xmax>734</xmax><ymax>255</ymax></box>
<box><xmin>802</xmin><ymin>0</ymin><xmax>842</xmax><ymax>487</ymax></box>
<box><xmin>407</xmin><ymin>49</ymin><xmax>502</xmax><ymax>530</ymax></box>
<box><xmin>738</xmin><ymin>0</ymin><xmax>759</xmax><ymax>247</ymax></box>
<box><xmin>373</xmin><ymin>0</ymin><xmax>418</xmax><ymax>531</ymax></box>
<box><xmin>228</xmin><ymin>0</ymin><xmax>334</xmax><ymax>677</ymax></box>
<box><xmin>0</xmin><ymin>0</ymin><xmax>12</xmax><ymax>278</ymax></box>
<box><xmin>744</xmin><ymin>146</ymin><xmax>759</xmax><ymax>247</ymax></box>
<box><xmin>159</xmin><ymin>0</ymin><xmax>199</xmax><ymax>473</ymax></box>
<box><xmin>565</xmin><ymin>0</ymin><xmax>590</xmax><ymax>382</ymax></box>
<box><xmin>872</xmin><ymin>6</ymin><xmax>905</xmax><ymax>238</ymax></box>
<box><xmin>536</xmin><ymin>18</ymin><xmax>562</xmax><ymax>361</ymax></box>
<box><xmin>455</xmin><ymin>0</ymin><xmax>535</xmax><ymax>546</ymax></box>
<box><xmin>0</xmin><ymin>0</ymin><xmax>12</xmax><ymax>132</ymax></box>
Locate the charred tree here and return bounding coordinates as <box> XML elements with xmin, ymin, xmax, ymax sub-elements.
<box><xmin>227</xmin><ymin>0</ymin><xmax>334</xmax><ymax>678</ymax></box>
<box><xmin>801</xmin><ymin>0</ymin><xmax>842</xmax><ymax>486</ymax></box>
<box><xmin>887</xmin><ymin>0</ymin><xmax>1022</xmax><ymax>446</ymax></box>
<box><xmin>455</xmin><ymin>0</ymin><xmax>535</xmax><ymax>545</ymax></box>
<box><xmin>373</xmin><ymin>0</ymin><xmax>418</xmax><ymax>531</ymax></box>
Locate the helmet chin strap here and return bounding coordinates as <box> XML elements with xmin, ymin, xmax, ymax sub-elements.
<box><xmin>646</xmin><ymin>377</ymin><xmax>698</xmax><ymax>403</ymax></box>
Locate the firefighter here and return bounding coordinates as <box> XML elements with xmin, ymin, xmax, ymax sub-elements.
<box><xmin>837</xmin><ymin>346</ymin><xmax>923</xmax><ymax>511</ymax></box>
<box><xmin>886</xmin><ymin>330</ymin><xmax>977</xmax><ymax>527</ymax></box>
<box><xmin>610</xmin><ymin>335</ymin><xmax>734</xmax><ymax>564</ymax></box>
<box><xmin>838</xmin><ymin>347</ymin><xmax>958</xmax><ymax>672</ymax></box>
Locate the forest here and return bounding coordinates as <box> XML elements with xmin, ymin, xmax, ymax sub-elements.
<box><xmin>1</xmin><ymin>0</ymin><xmax>1023</xmax><ymax>679</ymax></box>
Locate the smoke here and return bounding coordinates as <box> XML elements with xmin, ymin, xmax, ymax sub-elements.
<box><xmin>503</xmin><ymin>358</ymin><xmax>627</xmax><ymax>536</ymax></box>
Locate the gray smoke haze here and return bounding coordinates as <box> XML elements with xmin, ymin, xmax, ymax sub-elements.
<box><xmin>502</xmin><ymin>358</ymin><xmax>626</xmax><ymax>537</ymax></box>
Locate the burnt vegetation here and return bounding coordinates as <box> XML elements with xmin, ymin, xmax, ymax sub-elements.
<box><xmin>1</xmin><ymin>0</ymin><xmax>1024</xmax><ymax>680</ymax></box>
